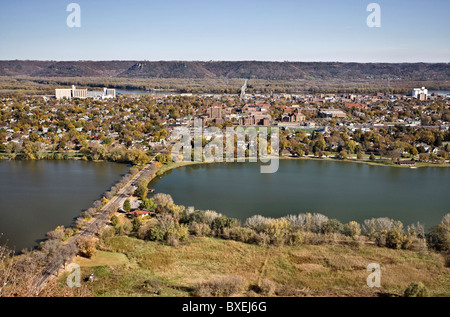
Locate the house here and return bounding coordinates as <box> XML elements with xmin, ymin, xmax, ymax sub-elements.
<box><xmin>344</xmin><ymin>103</ymin><xmax>367</xmax><ymax>110</ymax></box>
<box><xmin>397</xmin><ymin>160</ymin><xmax>416</xmax><ymax>166</ymax></box>
<box><xmin>127</xmin><ymin>210</ymin><xmax>149</xmax><ymax>218</ymax></box>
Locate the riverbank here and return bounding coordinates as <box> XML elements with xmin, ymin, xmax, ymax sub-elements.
<box><xmin>280</xmin><ymin>154</ymin><xmax>450</xmax><ymax>168</ymax></box>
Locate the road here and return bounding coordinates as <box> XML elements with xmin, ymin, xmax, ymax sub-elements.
<box><xmin>32</xmin><ymin>162</ymin><xmax>157</xmax><ymax>294</ymax></box>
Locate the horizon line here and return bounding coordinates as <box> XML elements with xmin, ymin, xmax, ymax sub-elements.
<box><xmin>1</xmin><ymin>59</ymin><xmax>449</xmax><ymax>64</ymax></box>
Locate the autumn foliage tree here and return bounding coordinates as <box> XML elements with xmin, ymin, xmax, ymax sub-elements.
<box><xmin>76</xmin><ymin>236</ymin><xmax>97</xmax><ymax>258</ymax></box>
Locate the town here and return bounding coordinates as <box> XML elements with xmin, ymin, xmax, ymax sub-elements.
<box><xmin>1</xmin><ymin>85</ymin><xmax>449</xmax><ymax>166</ymax></box>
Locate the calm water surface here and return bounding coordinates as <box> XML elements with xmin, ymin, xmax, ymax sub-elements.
<box><xmin>149</xmin><ymin>160</ymin><xmax>450</xmax><ymax>229</ymax></box>
<box><xmin>0</xmin><ymin>160</ymin><xmax>128</xmax><ymax>251</ymax></box>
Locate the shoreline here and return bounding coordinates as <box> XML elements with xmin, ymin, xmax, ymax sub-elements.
<box><xmin>279</xmin><ymin>155</ymin><xmax>450</xmax><ymax>168</ymax></box>
<box><xmin>2</xmin><ymin>148</ymin><xmax>449</xmax><ymax>169</ymax></box>
<box><xmin>148</xmin><ymin>155</ymin><xmax>450</xmax><ymax>183</ymax></box>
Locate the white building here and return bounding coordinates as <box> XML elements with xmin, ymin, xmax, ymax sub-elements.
<box><xmin>411</xmin><ymin>87</ymin><xmax>428</xmax><ymax>100</ymax></box>
<box><xmin>55</xmin><ymin>85</ymin><xmax>115</xmax><ymax>100</ymax></box>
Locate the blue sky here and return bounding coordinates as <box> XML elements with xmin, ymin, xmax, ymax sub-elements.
<box><xmin>0</xmin><ymin>0</ymin><xmax>449</xmax><ymax>62</ymax></box>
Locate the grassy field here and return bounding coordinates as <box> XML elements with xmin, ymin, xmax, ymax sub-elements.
<box><xmin>59</xmin><ymin>236</ymin><xmax>450</xmax><ymax>297</ymax></box>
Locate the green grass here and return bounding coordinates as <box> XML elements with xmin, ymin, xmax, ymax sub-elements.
<box><xmin>74</xmin><ymin>251</ymin><xmax>129</xmax><ymax>267</ymax></box>
<box><xmin>59</xmin><ymin>236</ymin><xmax>450</xmax><ymax>297</ymax></box>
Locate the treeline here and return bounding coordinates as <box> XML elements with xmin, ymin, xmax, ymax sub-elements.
<box><xmin>2</xmin><ymin>75</ymin><xmax>450</xmax><ymax>97</ymax></box>
<box><xmin>3</xmin><ymin>61</ymin><xmax>449</xmax><ymax>82</ymax></box>
<box><xmin>2</xmin><ymin>141</ymin><xmax>152</xmax><ymax>165</ymax></box>
<box><xmin>282</xmin><ymin>126</ymin><xmax>450</xmax><ymax>164</ymax></box>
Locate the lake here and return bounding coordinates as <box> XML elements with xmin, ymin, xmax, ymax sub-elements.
<box><xmin>149</xmin><ymin>160</ymin><xmax>450</xmax><ymax>229</ymax></box>
<box><xmin>0</xmin><ymin>160</ymin><xmax>129</xmax><ymax>252</ymax></box>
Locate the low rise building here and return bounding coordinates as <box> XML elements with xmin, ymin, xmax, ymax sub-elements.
<box><xmin>319</xmin><ymin>109</ymin><xmax>346</xmax><ymax>118</ymax></box>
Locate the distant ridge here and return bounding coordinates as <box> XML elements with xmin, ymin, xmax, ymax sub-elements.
<box><xmin>0</xmin><ymin>60</ymin><xmax>449</xmax><ymax>81</ymax></box>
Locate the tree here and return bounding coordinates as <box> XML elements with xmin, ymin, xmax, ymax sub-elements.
<box><xmin>134</xmin><ymin>184</ymin><xmax>148</xmax><ymax>199</ymax></box>
<box><xmin>344</xmin><ymin>221</ymin><xmax>361</xmax><ymax>239</ymax></box>
<box><xmin>386</xmin><ymin>227</ymin><xmax>408</xmax><ymax>249</ymax></box>
<box><xmin>428</xmin><ymin>214</ymin><xmax>450</xmax><ymax>251</ymax></box>
<box><xmin>76</xmin><ymin>237</ymin><xmax>97</xmax><ymax>258</ymax></box>
<box><xmin>123</xmin><ymin>199</ymin><xmax>131</xmax><ymax>212</ymax></box>
<box><xmin>141</xmin><ymin>197</ymin><xmax>157</xmax><ymax>210</ymax></box>
<box><xmin>338</xmin><ymin>151</ymin><xmax>348</xmax><ymax>160</ymax></box>
<box><xmin>213</xmin><ymin>216</ymin><xmax>239</xmax><ymax>231</ymax></box>
<box><xmin>321</xmin><ymin>219</ymin><xmax>344</xmax><ymax>234</ymax></box>
<box><xmin>132</xmin><ymin>217</ymin><xmax>142</xmax><ymax>233</ymax></box>
<box><xmin>153</xmin><ymin>193</ymin><xmax>174</xmax><ymax>208</ymax></box>
<box><xmin>110</xmin><ymin>215</ymin><xmax>119</xmax><ymax>227</ymax></box>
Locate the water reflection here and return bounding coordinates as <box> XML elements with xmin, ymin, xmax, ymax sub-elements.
<box><xmin>0</xmin><ymin>160</ymin><xmax>129</xmax><ymax>252</ymax></box>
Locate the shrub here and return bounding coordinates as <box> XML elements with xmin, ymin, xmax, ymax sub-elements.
<box><xmin>147</xmin><ymin>225</ymin><xmax>166</xmax><ymax>242</ymax></box>
<box><xmin>115</xmin><ymin>219</ymin><xmax>133</xmax><ymax>236</ymax></box>
<box><xmin>153</xmin><ymin>193</ymin><xmax>174</xmax><ymax>208</ymax></box>
<box><xmin>99</xmin><ymin>226</ymin><xmax>116</xmax><ymax>239</ymax></box>
<box><xmin>404</xmin><ymin>282</ymin><xmax>428</xmax><ymax>297</ymax></box>
<box><xmin>166</xmin><ymin>234</ymin><xmax>179</xmax><ymax>247</ymax></box>
<box><xmin>183</xmin><ymin>210</ymin><xmax>206</xmax><ymax>224</ymax></box>
<box><xmin>286</xmin><ymin>232</ymin><xmax>304</xmax><ymax>246</ymax></box>
<box><xmin>245</xmin><ymin>215</ymin><xmax>271</xmax><ymax>233</ymax></box>
<box><xmin>285</xmin><ymin>214</ymin><xmax>308</xmax><ymax>231</ymax></box>
<box><xmin>211</xmin><ymin>216</ymin><xmax>239</xmax><ymax>233</ymax></box>
<box><xmin>228</xmin><ymin>227</ymin><xmax>258</xmax><ymax>243</ymax></box>
<box><xmin>76</xmin><ymin>236</ymin><xmax>97</xmax><ymax>258</ymax></box>
<box><xmin>344</xmin><ymin>221</ymin><xmax>362</xmax><ymax>239</ymax></box>
<box><xmin>363</xmin><ymin>218</ymin><xmax>403</xmax><ymax>242</ymax></box>
<box><xmin>132</xmin><ymin>217</ymin><xmax>142</xmax><ymax>233</ymax></box>
<box><xmin>137</xmin><ymin>222</ymin><xmax>152</xmax><ymax>240</ymax></box>
<box><xmin>167</xmin><ymin>204</ymin><xmax>186</xmax><ymax>219</ymax></box>
<box><xmin>245</xmin><ymin>216</ymin><xmax>291</xmax><ymax>244</ymax></box>
<box><xmin>259</xmin><ymin>279</ymin><xmax>276</xmax><ymax>296</ymax></box>
<box><xmin>386</xmin><ymin>227</ymin><xmax>408</xmax><ymax>249</ymax></box>
<box><xmin>46</xmin><ymin>226</ymin><xmax>65</xmax><ymax>241</ymax></box>
<box><xmin>141</xmin><ymin>197</ymin><xmax>157</xmax><ymax>210</ymax></box>
<box><xmin>254</xmin><ymin>232</ymin><xmax>270</xmax><ymax>246</ymax></box>
<box><xmin>123</xmin><ymin>199</ymin><xmax>131</xmax><ymax>212</ymax></box>
<box><xmin>428</xmin><ymin>214</ymin><xmax>450</xmax><ymax>251</ymax></box>
<box><xmin>338</xmin><ymin>150</ymin><xmax>348</xmax><ymax>159</ymax></box>
<box><xmin>75</xmin><ymin>217</ymin><xmax>85</xmax><ymax>229</ymax></box>
<box><xmin>134</xmin><ymin>184</ymin><xmax>148</xmax><ymax>199</ymax></box>
<box><xmin>189</xmin><ymin>222</ymin><xmax>212</xmax><ymax>236</ymax></box>
<box><xmin>321</xmin><ymin>219</ymin><xmax>344</xmax><ymax>234</ymax></box>
<box><xmin>183</xmin><ymin>210</ymin><xmax>222</xmax><ymax>226</ymax></box>
<box><xmin>203</xmin><ymin>210</ymin><xmax>222</xmax><ymax>225</ymax></box>
<box><xmin>110</xmin><ymin>215</ymin><xmax>119</xmax><ymax>227</ymax></box>
<box><xmin>81</xmin><ymin>208</ymin><xmax>96</xmax><ymax>218</ymax></box>
<box><xmin>194</xmin><ymin>275</ymin><xmax>245</xmax><ymax>297</ymax></box>
<box><xmin>166</xmin><ymin>223</ymin><xmax>189</xmax><ymax>242</ymax></box>
<box><xmin>309</xmin><ymin>213</ymin><xmax>329</xmax><ymax>233</ymax></box>
<box><xmin>264</xmin><ymin>218</ymin><xmax>291</xmax><ymax>245</ymax></box>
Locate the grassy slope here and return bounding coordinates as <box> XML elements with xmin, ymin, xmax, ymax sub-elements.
<box><xmin>62</xmin><ymin>236</ymin><xmax>450</xmax><ymax>297</ymax></box>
